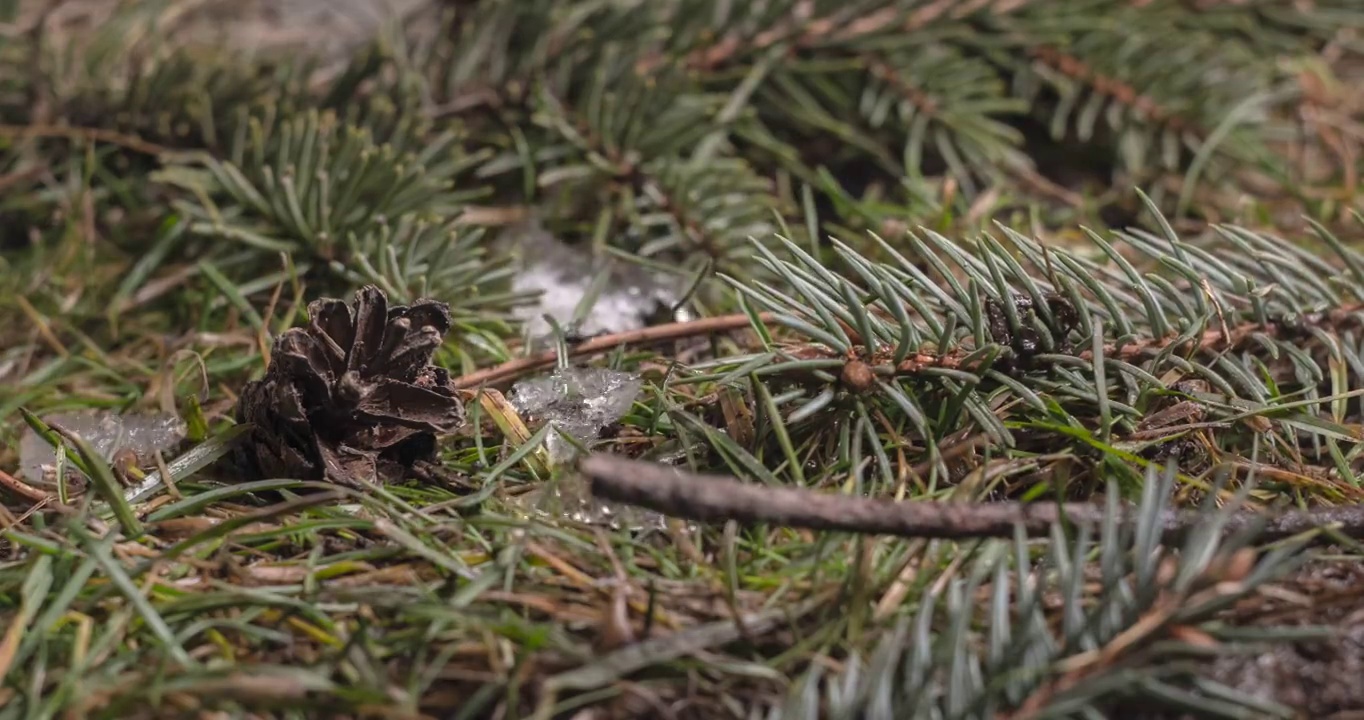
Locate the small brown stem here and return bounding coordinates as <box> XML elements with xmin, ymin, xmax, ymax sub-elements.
<box><xmin>452</xmin><ymin>313</ymin><xmax>771</xmax><ymax>390</ymax></box>
<box><xmin>0</xmin><ymin>165</ymin><xmax>44</xmax><ymax>193</ymax></box>
<box><xmin>648</xmin><ymin>0</ymin><xmax>1018</xmax><ymax>74</ymax></box>
<box><xmin>581</xmin><ymin>454</ymin><xmax>1364</xmax><ymax>544</ymax></box>
<box><xmin>0</xmin><ymin>468</ymin><xmax>51</xmax><ymax>503</ymax></box>
<box><xmin>0</xmin><ymin>123</ymin><xmax>170</xmax><ymax>156</ymax></box>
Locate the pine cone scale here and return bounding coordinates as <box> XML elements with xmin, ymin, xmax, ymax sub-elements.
<box><xmin>347</xmin><ymin>285</ymin><xmax>390</xmax><ymax>376</ymax></box>
<box><xmin>355</xmin><ymin>378</ymin><xmax>468</xmax><ymax>431</ymax></box>
<box><xmin>386</xmin><ymin>328</ymin><xmax>445</xmax><ymax>380</ymax></box>
<box><xmin>307</xmin><ymin>301</ymin><xmax>353</xmax><ymax>369</ymax></box>
<box><xmin>310</xmin><ymin>298</ymin><xmax>354</xmax><ymax>344</ymax></box>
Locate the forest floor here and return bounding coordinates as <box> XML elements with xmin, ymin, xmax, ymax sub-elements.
<box><xmin>3</xmin><ymin>2</ymin><xmax>1364</xmax><ymax>719</ymax></box>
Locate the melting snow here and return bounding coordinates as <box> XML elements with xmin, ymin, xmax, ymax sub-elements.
<box><xmin>19</xmin><ymin>410</ymin><xmax>186</xmax><ymax>487</ymax></box>
<box><xmin>506</xmin><ymin>223</ymin><xmax>688</xmax><ymax>340</ymax></box>
<box><xmin>509</xmin><ymin>367</ymin><xmax>643</xmax><ymax>465</ymax></box>
<box><xmin>508</xmin><ymin>367</ymin><xmax>664</xmax><ymax>531</ymax></box>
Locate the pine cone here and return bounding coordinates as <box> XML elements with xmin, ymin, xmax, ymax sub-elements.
<box><xmin>233</xmin><ymin>285</ymin><xmax>466</xmax><ymax>485</ymax></box>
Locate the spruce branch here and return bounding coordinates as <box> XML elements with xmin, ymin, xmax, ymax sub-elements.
<box><xmin>761</xmin><ymin>41</ymin><xmax>1030</xmax><ymax>198</ymax></box>
<box><xmin>978</xmin><ymin>2</ymin><xmax>1319</xmax><ymax>190</ymax></box>
<box><xmin>700</xmin><ymin>209</ymin><xmax>1364</xmax><ymax>477</ymax></box>
<box><xmin>1024</xmin><ymin>44</ymin><xmax>1205</xmax><ymax>135</ymax></box>
<box><xmin>154</xmin><ymin>109</ymin><xmax>513</xmax><ymax>310</ymax></box>
<box><xmin>521</xmin><ymin>68</ymin><xmax>784</xmax><ymax>267</ymax></box>
<box><xmin>757</xmin><ymin>457</ymin><xmax>1314</xmax><ymax>718</ymax></box>
<box><xmin>777</xmin><ymin>300</ymin><xmax>1364</xmax><ymax>383</ymax></box>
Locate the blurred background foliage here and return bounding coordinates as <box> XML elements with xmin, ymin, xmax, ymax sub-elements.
<box><xmin>4</xmin><ymin>0</ymin><xmax>1362</xmax><ymax>339</ymax></box>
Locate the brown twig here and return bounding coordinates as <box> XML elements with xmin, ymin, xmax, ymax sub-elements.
<box><xmin>580</xmin><ymin>454</ymin><xmax>1364</xmax><ymax>544</ymax></box>
<box><xmin>0</xmin><ymin>123</ymin><xmax>170</xmax><ymax>156</ymax></box>
<box><xmin>643</xmin><ymin>0</ymin><xmax>1026</xmax><ymax>74</ymax></box>
<box><xmin>452</xmin><ymin>313</ymin><xmax>770</xmax><ymax>390</ymax></box>
<box><xmin>0</xmin><ymin>467</ymin><xmax>51</xmax><ymax>504</ymax></box>
<box><xmin>0</xmin><ymin>165</ymin><xmax>44</xmax><ymax>193</ymax></box>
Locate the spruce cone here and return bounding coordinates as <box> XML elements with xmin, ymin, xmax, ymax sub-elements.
<box><xmin>233</xmin><ymin>285</ymin><xmax>466</xmax><ymax>485</ymax></box>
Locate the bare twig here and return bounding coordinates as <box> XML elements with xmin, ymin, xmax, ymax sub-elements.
<box><xmin>580</xmin><ymin>454</ymin><xmax>1364</xmax><ymax>544</ymax></box>
<box><xmin>452</xmin><ymin>313</ymin><xmax>770</xmax><ymax>390</ymax></box>
<box><xmin>0</xmin><ymin>468</ymin><xmax>51</xmax><ymax>504</ymax></box>
<box><xmin>638</xmin><ymin>0</ymin><xmax>1027</xmax><ymax>74</ymax></box>
<box><xmin>0</xmin><ymin>165</ymin><xmax>44</xmax><ymax>193</ymax></box>
<box><xmin>0</xmin><ymin>123</ymin><xmax>170</xmax><ymax>156</ymax></box>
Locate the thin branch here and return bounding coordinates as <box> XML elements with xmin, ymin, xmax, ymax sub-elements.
<box><xmin>0</xmin><ymin>165</ymin><xmax>44</xmax><ymax>193</ymax></box>
<box><xmin>580</xmin><ymin>453</ymin><xmax>1364</xmax><ymax>544</ymax></box>
<box><xmin>639</xmin><ymin>0</ymin><xmax>1030</xmax><ymax>74</ymax></box>
<box><xmin>0</xmin><ymin>467</ymin><xmax>52</xmax><ymax>503</ymax></box>
<box><xmin>452</xmin><ymin>312</ymin><xmax>771</xmax><ymax>390</ymax></box>
<box><xmin>0</xmin><ymin>123</ymin><xmax>170</xmax><ymax>156</ymax></box>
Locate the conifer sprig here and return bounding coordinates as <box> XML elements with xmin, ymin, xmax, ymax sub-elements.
<box><xmin>773</xmin><ymin>464</ymin><xmax>1312</xmax><ymax>720</ymax></box>
<box><xmin>686</xmin><ymin>200</ymin><xmax>1364</xmax><ymax>493</ymax></box>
